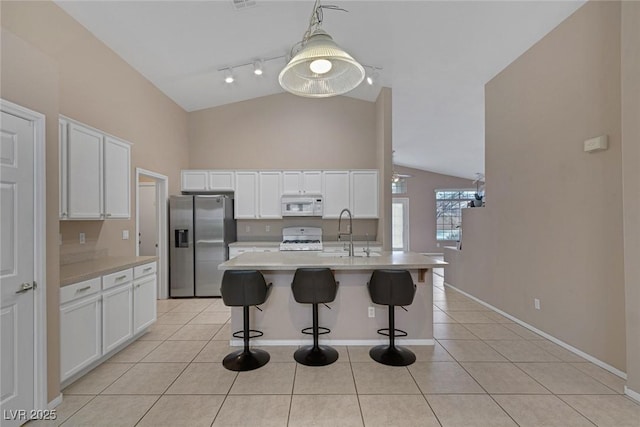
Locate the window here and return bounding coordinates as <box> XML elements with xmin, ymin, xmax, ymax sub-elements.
<box><xmin>391</xmin><ymin>179</ymin><xmax>407</xmax><ymax>194</ymax></box>
<box><xmin>435</xmin><ymin>189</ymin><xmax>476</xmax><ymax>241</ymax></box>
<box><xmin>392</xmin><ymin>198</ymin><xmax>409</xmax><ymax>251</ymax></box>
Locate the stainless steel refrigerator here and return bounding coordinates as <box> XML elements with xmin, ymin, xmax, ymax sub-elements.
<box><xmin>169</xmin><ymin>195</ymin><xmax>236</xmax><ymax>297</ymax></box>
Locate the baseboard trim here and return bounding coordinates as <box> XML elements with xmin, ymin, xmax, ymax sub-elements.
<box><xmin>231</xmin><ymin>339</ymin><xmax>435</xmax><ymax>347</ymax></box>
<box><xmin>625</xmin><ymin>386</ymin><xmax>640</xmax><ymax>403</ymax></box>
<box><xmin>444</xmin><ymin>282</ymin><xmax>627</xmax><ymax>380</ymax></box>
<box><xmin>48</xmin><ymin>394</ymin><xmax>63</xmax><ymax>409</ymax></box>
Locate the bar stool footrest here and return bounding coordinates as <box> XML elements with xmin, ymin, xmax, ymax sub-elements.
<box><xmin>232</xmin><ymin>329</ymin><xmax>264</xmax><ymax>340</ymax></box>
<box><xmin>376</xmin><ymin>328</ymin><xmax>408</xmax><ymax>338</ymax></box>
<box><xmin>301</xmin><ymin>326</ymin><xmax>331</xmax><ymax>336</ymax></box>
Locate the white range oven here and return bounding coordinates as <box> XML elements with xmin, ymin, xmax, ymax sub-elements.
<box><xmin>279</xmin><ymin>227</ymin><xmax>323</xmax><ymax>251</ymax></box>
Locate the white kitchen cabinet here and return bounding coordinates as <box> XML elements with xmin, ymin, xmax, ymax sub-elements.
<box><xmin>322</xmin><ymin>171</ymin><xmax>350</xmax><ymax>218</ymax></box>
<box><xmin>350</xmin><ymin>170</ymin><xmax>379</xmax><ymax>218</ymax></box>
<box><xmin>258</xmin><ymin>172</ymin><xmax>282</xmax><ymax>219</ymax></box>
<box><xmin>60</xmin><ymin>117</ymin><xmax>131</xmax><ymax>220</ymax></box>
<box><xmin>59</xmin><ymin>119</ymin><xmax>68</xmax><ymax>219</ymax></box>
<box><xmin>282</xmin><ymin>171</ymin><xmax>322</xmax><ymax>195</ymax></box>
<box><xmin>181</xmin><ymin>170</ymin><xmax>235</xmax><ymax>192</ymax></box>
<box><xmin>209</xmin><ymin>171</ymin><xmax>235</xmax><ymax>191</ymax></box>
<box><xmin>60</xmin><ymin>291</ymin><xmax>102</xmax><ymax>381</ymax></box>
<box><xmin>235</xmin><ymin>172</ymin><xmax>259</xmax><ymax>219</ymax></box>
<box><xmin>181</xmin><ymin>170</ymin><xmax>209</xmax><ymax>191</ymax></box>
<box><xmin>132</xmin><ymin>262</ymin><xmax>157</xmax><ymax>335</ymax></box>
<box><xmin>66</xmin><ymin>122</ymin><xmax>103</xmax><ymax>219</ymax></box>
<box><xmin>103</xmin><ymin>137</ymin><xmax>131</xmax><ymax>219</ymax></box>
<box><xmin>102</xmin><ymin>283</ymin><xmax>133</xmax><ymax>354</ymax></box>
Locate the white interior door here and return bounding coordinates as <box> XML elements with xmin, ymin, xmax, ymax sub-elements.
<box><xmin>1</xmin><ymin>111</ymin><xmax>35</xmax><ymax>426</ymax></box>
<box><xmin>138</xmin><ymin>182</ymin><xmax>157</xmax><ymax>256</ymax></box>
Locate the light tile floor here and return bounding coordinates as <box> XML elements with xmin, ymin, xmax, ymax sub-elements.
<box><xmin>29</xmin><ymin>269</ymin><xmax>639</xmax><ymax>426</ymax></box>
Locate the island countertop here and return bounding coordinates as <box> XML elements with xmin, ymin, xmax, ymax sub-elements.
<box><xmin>219</xmin><ymin>251</ymin><xmax>446</xmax><ymax>271</ymax></box>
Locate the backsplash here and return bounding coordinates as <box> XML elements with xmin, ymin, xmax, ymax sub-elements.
<box><xmin>236</xmin><ymin>218</ymin><xmax>378</xmax><ymax>242</ymax></box>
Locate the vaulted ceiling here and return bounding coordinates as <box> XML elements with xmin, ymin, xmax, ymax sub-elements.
<box><xmin>56</xmin><ymin>0</ymin><xmax>585</xmax><ymax>179</ymax></box>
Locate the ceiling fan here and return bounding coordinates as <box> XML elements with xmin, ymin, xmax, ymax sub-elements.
<box><xmin>391</xmin><ymin>150</ymin><xmax>413</xmax><ymax>182</ymax></box>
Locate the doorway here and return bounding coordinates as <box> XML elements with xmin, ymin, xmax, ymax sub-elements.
<box><xmin>0</xmin><ymin>100</ymin><xmax>47</xmax><ymax>424</ymax></box>
<box><xmin>392</xmin><ymin>198</ymin><xmax>410</xmax><ymax>251</ymax></box>
<box><xmin>135</xmin><ymin>168</ymin><xmax>168</xmax><ymax>299</ymax></box>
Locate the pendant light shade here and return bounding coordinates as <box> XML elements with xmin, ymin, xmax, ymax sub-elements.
<box><xmin>279</xmin><ymin>29</ymin><xmax>365</xmax><ymax>98</ymax></box>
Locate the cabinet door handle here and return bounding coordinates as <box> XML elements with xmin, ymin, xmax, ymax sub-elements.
<box><xmin>61</xmin><ymin>212</ymin><xmax>67</xmax><ymax>217</ymax></box>
<box><xmin>106</xmin><ymin>213</ymin><xmax>112</xmax><ymax>217</ymax></box>
<box><xmin>143</xmin><ymin>267</ymin><xmax>152</xmax><ymax>272</ymax></box>
<box><xmin>76</xmin><ymin>286</ymin><xmax>91</xmax><ymax>292</ymax></box>
<box><xmin>135</xmin><ymin>284</ymin><xmax>141</xmax><ymax>288</ymax></box>
<box><xmin>115</xmin><ymin>275</ymin><xmax>127</xmax><ymax>281</ymax></box>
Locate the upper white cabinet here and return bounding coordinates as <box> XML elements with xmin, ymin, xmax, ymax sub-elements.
<box><xmin>103</xmin><ymin>137</ymin><xmax>131</xmax><ymax>219</ymax></box>
<box><xmin>181</xmin><ymin>170</ymin><xmax>208</xmax><ymax>192</ymax></box>
<box><xmin>282</xmin><ymin>171</ymin><xmax>322</xmax><ymax>195</ymax></box>
<box><xmin>322</xmin><ymin>171</ymin><xmax>350</xmax><ymax>218</ymax></box>
<box><xmin>258</xmin><ymin>172</ymin><xmax>282</xmax><ymax>219</ymax></box>
<box><xmin>350</xmin><ymin>170</ymin><xmax>379</xmax><ymax>218</ymax></box>
<box><xmin>235</xmin><ymin>171</ymin><xmax>259</xmax><ymax>219</ymax></box>
<box><xmin>209</xmin><ymin>171</ymin><xmax>235</xmax><ymax>192</ymax></box>
<box><xmin>66</xmin><ymin>122</ymin><xmax>103</xmax><ymax>219</ymax></box>
<box><xmin>181</xmin><ymin>170</ymin><xmax>235</xmax><ymax>192</ymax></box>
<box><xmin>60</xmin><ymin>117</ymin><xmax>131</xmax><ymax>220</ymax></box>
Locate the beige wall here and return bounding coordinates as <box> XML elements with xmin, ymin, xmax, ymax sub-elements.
<box><xmin>2</xmin><ymin>0</ymin><xmax>189</xmax><ymax>401</ymax></box>
<box><xmin>1</xmin><ymin>27</ymin><xmax>61</xmax><ymax>402</ymax></box>
<box><xmin>452</xmin><ymin>1</ymin><xmax>626</xmax><ymax>371</ymax></box>
<box><xmin>188</xmin><ymin>93</ymin><xmax>377</xmax><ymax>170</ymax></box>
<box><xmin>395</xmin><ymin>165</ymin><xmax>471</xmax><ymax>253</ymax></box>
<box><xmin>376</xmin><ymin>88</ymin><xmax>393</xmax><ymax>250</ymax></box>
<box><xmin>621</xmin><ymin>1</ymin><xmax>640</xmax><ymax>393</ymax></box>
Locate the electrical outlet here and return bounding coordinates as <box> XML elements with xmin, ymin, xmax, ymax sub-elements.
<box><xmin>534</xmin><ymin>298</ymin><xmax>541</xmax><ymax>310</ymax></box>
<box><xmin>368</xmin><ymin>307</ymin><xmax>375</xmax><ymax>318</ymax></box>
<box><xmin>59</xmin><ymin>233</ymin><xmax>62</xmax><ymax>246</ymax></box>
<box><xmin>122</xmin><ymin>230</ymin><xmax>129</xmax><ymax>240</ymax></box>
<box><xmin>79</xmin><ymin>232</ymin><xmax>85</xmax><ymax>244</ymax></box>
<box><xmin>245</xmin><ymin>225</ymin><xmax>251</xmax><ymax>233</ymax></box>
<box><xmin>266</xmin><ymin>225</ymin><xmax>271</xmax><ymax>232</ymax></box>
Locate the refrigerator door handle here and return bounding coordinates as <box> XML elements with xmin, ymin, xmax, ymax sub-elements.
<box><xmin>196</xmin><ymin>239</ymin><xmax>224</xmax><ymax>245</ymax></box>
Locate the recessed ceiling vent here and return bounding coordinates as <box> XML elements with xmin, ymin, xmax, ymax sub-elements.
<box><xmin>232</xmin><ymin>0</ymin><xmax>257</xmax><ymax>10</ymax></box>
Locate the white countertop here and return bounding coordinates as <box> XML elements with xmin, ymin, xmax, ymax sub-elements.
<box><xmin>219</xmin><ymin>251</ymin><xmax>446</xmax><ymax>271</ymax></box>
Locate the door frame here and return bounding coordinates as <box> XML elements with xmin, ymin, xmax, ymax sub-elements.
<box><xmin>1</xmin><ymin>99</ymin><xmax>48</xmax><ymax>410</ymax></box>
<box><xmin>135</xmin><ymin>168</ymin><xmax>169</xmax><ymax>299</ymax></box>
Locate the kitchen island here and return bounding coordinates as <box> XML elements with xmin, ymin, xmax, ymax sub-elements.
<box><xmin>219</xmin><ymin>251</ymin><xmax>445</xmax><ymax>346</ymax></box>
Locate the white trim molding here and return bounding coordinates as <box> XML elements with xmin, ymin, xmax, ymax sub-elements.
<box><xmin>231</xmin><ymin>339</ymin><xmax>435</xmax><ymax>347</ymax></box>
<box><xmin>444</xmin><ymin>282</ymin><xmax>628</xmax><ymax>380</ymax></box>
<box><xmin>48</xmin><ymin>394</ymin><xmax>62</xmax><ymax>410</ymax></box>
<box><xmin>1</xmin><ymin>99</ymin><xmax>48</xmax><ymax>411</ymax></box>
<box><xmin>135</xmin><ymin>168</ymin><xmax>169</xmax><ymax>299</ymax></box>
<box><xmin>625</xmin><ymin>386</ymin><xmax>640</xmax><ymax>403</ymax></box>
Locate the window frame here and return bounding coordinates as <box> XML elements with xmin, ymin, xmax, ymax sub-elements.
<box><xmin>435</xmin><ymin>188</ymin><xmax>476</xmax><ymax>241</ymax></box>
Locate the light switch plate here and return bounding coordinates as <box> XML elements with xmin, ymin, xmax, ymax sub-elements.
<box><xmin>122</xmin><ymin>230</ymin><xmax>129</xmax><ymax>240</ymax></box>
<box><xmin>79</xmin><ymin>232</ymin><xmax>85</xmax><ymax>244</ymax></box>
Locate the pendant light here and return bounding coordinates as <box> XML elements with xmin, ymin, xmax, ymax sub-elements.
<box><xmin>279</xmin><ymin>1</ymin><xmax>365</xmax><ymax>98</ymax></box>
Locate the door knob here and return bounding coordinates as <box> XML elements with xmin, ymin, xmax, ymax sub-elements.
<box><xmin>16</xmin><ymin>282</ymin><xmax>34</xmax><ymax>294</ymax></box>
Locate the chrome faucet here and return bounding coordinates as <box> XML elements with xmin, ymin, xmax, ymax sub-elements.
<box><xmin>363</xmin><ymin>233</ymin><xmax>371</xmax><ymax>257</ymax></box>
<box><xmin>338</xmin><ymin>208</ymin><xmax>354</xmax><ymax>257</ymax></box>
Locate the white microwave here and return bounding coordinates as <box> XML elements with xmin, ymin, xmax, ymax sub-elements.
<box><xmin>281</xmin><ymin>195</ymin><xmax>323</xmax><ymax>217</ymax></box>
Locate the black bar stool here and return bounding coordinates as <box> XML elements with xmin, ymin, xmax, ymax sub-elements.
<box><xmin>367</xmin><ymin>269</ymin><xmax>417</xmax><ymax>366</ymax></box>
<box><xmin>291</xmin><ymin>268</ymin><xmax>339</xmax><ymax>366</ymax></box>
<box><xmin>220</xmin><ymin>270</ymin><xmax>272</xmax><ymax>371</ymax></box>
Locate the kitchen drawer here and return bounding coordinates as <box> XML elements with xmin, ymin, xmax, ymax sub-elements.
<box><xmin>60</xmin><ymin>277</ymin><xmax>101</xmax><ymax>305</ymax></box>
<box><xmin>134</xmin><ymin>262</ymin><xmax>156</xmax><ymax>279</ymax></box>
<box><xmin>102</xmin><ymin>268</ymin><xmax>133</xmax><ymax>290</ymax></box>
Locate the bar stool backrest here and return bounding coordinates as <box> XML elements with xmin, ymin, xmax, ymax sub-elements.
<box><xmin>368</xmin><ymin>269</ymin><xmax>416</xmax><ymax>306</ymax></box>
<box><xmin>291</xmin><ymin>268</ymin><xmax>338</xmax><ymax>304</ymax></box>
<box><xmin>221</xmin><ymin>270</ymin><xmax>269</xmax><ymax>307</ymax></box>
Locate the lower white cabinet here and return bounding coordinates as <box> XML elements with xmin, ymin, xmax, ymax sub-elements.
<box><xmin>102</xmin><ymin>283</ymin><xmax>133</xmax><ymax>354</ymax></box>
<box><xmin>133</xmin><ymin>274</ymin><xmax>157</xmax><ymax>334</ymax></box>
<box><xmin>60</xmin><ymin>293</ymin><xmax>102</xmax><ymax>381</ymax></box>
<box><xmin>60</xmin><ymin>262</ymin><xmax>157</xmax><ymax>383</ymax></box>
